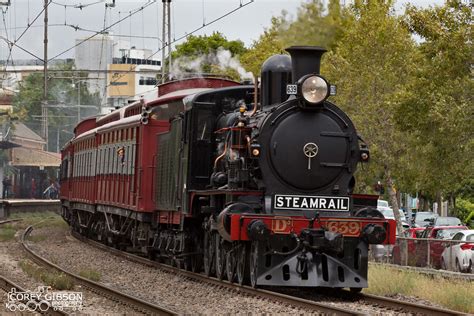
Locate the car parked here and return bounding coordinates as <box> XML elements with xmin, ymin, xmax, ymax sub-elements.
<box><xmin>392</xmin><ymin>227</ymin><xmax>425</xmax><ymax>265</ymax></box>
<box><xmin>416</xmin><ymin>225</ymin><xmax>468</xmax><ymax>268</ymax></box>
<box><xmin>440</xmin><ymin>230</ymin><xmax>473</xmax><ymax>273</ymax></box>
<box><xmin>380</xmin><ymin>208</ymin><xmax>409</xmax><ymax>226</ymax></box>
<box><xmin>392</xmin><ymin>225</ymin><xmax>467</xmax><ymax>268</ymax></box>
<box><xmin>371</xmin><ymin>220</ymin><xmax>410</xmax><ymax>262</ymax></box>
<box><xmin>433</xmin><ymin>216</ymin><xmax>462</xmax><ymax>227</ymax></box>
<box><xmin>413</xmin><ymin>211</ymin><xmax>438</xmax><ymax>227</ymax></box>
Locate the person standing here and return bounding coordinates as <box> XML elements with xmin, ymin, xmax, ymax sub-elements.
<box><xmin>2</xmin><ymin>176</ymin><xmax>11</xmax><ymax>199</ymax></box>
<box><xmin>30</xmin><ymin>178</ymin><xmax>37</xmax><ymax>199</ymax></box>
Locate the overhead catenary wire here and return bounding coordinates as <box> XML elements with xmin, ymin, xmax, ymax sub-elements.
<box><xmin>49</xmin><ymin>0</ymin><xmax>155</xmax><ymax>62</ymax></box>
<box><xmin>51</xmin><ymin>0</ymin><xmax>105</xmax><ymax>10</ymax></box>
<box><xmin>1</xmin><ymin>5</ymin><xmax>19</xmax><ymax>82</ymax></box>
<box><xmin>107</xmin><ymin>0</ymin><xmax>254</xmax><ymax>88</ymax></box>
<box><xmin>0</xmin><ymin>0</ymin><xmax>52</xmax><ymax>65</ymax></box>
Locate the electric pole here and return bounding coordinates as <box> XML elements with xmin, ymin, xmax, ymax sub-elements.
<box><xmin>161</xmin><ymin>0</ymin><xmax>171</xmax><ymax>83</ymax></box>
<box><xmin>42</xmin><ymin>0</ymin><xmax>49</xmax><ymax>150</ymax></box>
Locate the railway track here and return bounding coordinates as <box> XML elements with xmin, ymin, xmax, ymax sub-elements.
<box><xmin>70</xmin><ymin>230</ymin><xmax>467</xmax><ymax>315</ymax></box>
<box><xmin>0</xmin><ymin>218</ymin><xmax>22</xmax><ymax>225</ymax></box>
<box><xmin>0</xmin><ymin>275</ymin><xmax>67</xmax><ymax>315</ymax></box>
<box><xmin>21</xmin><ymin>226</ymin><xmax>177</xmax><ymax>316</ymax></box>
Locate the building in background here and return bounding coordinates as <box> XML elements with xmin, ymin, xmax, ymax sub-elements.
<box><xmin>75</xmin><ymin>34</ymin><xmax>160</xmax><ymax>113</ymax></box>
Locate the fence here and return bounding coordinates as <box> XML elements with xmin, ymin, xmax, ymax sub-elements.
<box><xmin>370</xmin><ymin>237</ymin><xmax>473</xmax><ymax>273</ymax></box>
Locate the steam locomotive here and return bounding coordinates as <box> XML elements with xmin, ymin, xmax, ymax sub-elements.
<box><xmin>60</xmin><ymin>46</ymin><xmax>396</xmax><ymax>290</ymax></box>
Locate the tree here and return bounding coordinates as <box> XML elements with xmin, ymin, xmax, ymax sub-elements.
<box><xmin>240</xmin><ymin>17</ymin><xmax>286</xmax><ymax>76</ymax></box>
<box><xmin>277</xmin><ymin>0</ymin><xmax>344</xmax><ymax>50</ymax></box>
<box><xmin>13</xmin><ymin>62</ymin><xmax>99</xmax><ymax>151</ymax></box>
<box><xmin>241</xmin><ymin>0</ymin><xmax>346</xmax><ymax>77</ymax></box>
<box><xmin>325</xmin><ymin>0</ymin><xmax>419</xmax><ymax>239</ymax></box>
<box><xmin>397</xmin><ymin>0</ymin><xmax>473</xmax><ymax>204</ymax></box>
<box><xmin>169</xmin><ymin>32</ymin><xmax>248</xmax><ymax>80</ymax></box>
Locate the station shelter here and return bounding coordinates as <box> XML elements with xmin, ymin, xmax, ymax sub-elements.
<box><xmin>1</xmin><ymin>122</ymin><xmax>60</xmax><ymax>199</ymax></box>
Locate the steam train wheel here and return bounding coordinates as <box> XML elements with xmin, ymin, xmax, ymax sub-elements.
<box><xmin>225</xmin><ymin>246</ymin><xmax>236</xmax><ymax>283</ymax></box>
<box><xmin>249</xmin><ymin>241</ymin><xmax>259</xmax><ymax>288</ymax></box>
<box><xmin>203</xmin><ymin>231</ymin><xmax>215</xmax><ymax>276</ymax></box>
<box><xmin>236</xmin><ymin>243</ymin><xmax>248</xmax><ymax>286</ymax></box>
<box><xmin>215</xmin><ymin>235</ymin><xmax>225</xmax><ymax>280</ymax></box>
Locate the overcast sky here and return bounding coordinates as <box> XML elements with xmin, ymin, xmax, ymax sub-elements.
<box><xmin>0</xmin><ymin>0</ymin><xmax>445</xmax><ymax>62</ymax></box>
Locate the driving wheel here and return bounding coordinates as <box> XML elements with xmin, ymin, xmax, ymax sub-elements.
<box><xmin>226</xmin><ymin>246</ymin><xmax>236</xmax><ymax>282</ymax></box>
<box><xmin>203</xmin><ymin>231</ymin><xmax>215</xmax><ymax>276</ymax></box>
<box><xmin>236</xmin><ymin>243</ymin><xmax>248</xmax><ymax>285</ymax></box>
<box><xmin>215</xmin><ymin>234</ymin><xmax>225</xmax><ymax>280</ymax></box>
<box><xmin>249</xmin><ymin>241</ymin><xmax>259</xmax><ymax>288</ymax></box>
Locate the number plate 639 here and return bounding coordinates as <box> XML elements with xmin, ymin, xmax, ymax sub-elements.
<box><xmin>326</xmin><ymin>221</ymin><xmax>361</xmax><ymax>236</ymax></box>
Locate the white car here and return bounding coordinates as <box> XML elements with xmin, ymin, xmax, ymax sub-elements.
<box><xmin>440</xmin><ymin>230</ymin><xmax>473</xmax><ymax>273</ymax></box>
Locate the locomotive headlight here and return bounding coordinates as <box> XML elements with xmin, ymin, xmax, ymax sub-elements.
<box><xmin>299</xmin><ymin>75</ymin><xmax>329</xmax><ymax>105</ymax></box>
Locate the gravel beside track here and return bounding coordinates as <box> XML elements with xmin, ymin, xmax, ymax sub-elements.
<box><xmin>27</xmin><ymin>224</ymin><xmax>468</xmax><ymax>315</ymax></box>
<box><xmin>0</xmin><ymin>227</ymin><xmax>142</xmax><ymax>315</ymax></box>
<box><xmin>22</xmin><ymin>226</ymin><xmax>176</xmax><ymax>315</ymax></box>
<box><xmin>29</xmin><ymin>227</ymin><xmax>318</xmax><ymax>314</ymax></box>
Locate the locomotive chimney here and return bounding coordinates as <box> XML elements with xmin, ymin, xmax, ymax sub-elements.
<box><xmin>285</xmin><ymin>46</ymin><xmax>327</xmax><ymax>81</ymax></box>
<box><xmin>260</xmin><ymin>54</ymin><xmax>292</xmax><ymax>107</ymax></box>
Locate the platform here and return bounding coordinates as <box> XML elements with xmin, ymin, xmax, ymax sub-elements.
<box><xmin>0</xmin><ymin>199</ymin><xmax>61</xmax><ymax>219</ymax></box>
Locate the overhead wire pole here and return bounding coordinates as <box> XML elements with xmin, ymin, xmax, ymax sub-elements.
<box><xmin>161</xmin><ymin>0</ymin><xmax>171</xmax><ymax>83</ymax></box>
<box><xmin>167</xmin><ymin>0</ymin><xmax>171</xmax><ymax>76</ymax></box>
<box><xmin>42</xmin><ymin>0</ymin><xmax>49</xmax><ymax>150</ymax></box>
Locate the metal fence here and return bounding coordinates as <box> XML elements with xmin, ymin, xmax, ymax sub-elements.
<box><xmin>370</xmin><ymin>237</ymin><xmax>473</xmax><ymax>273</ymax></box>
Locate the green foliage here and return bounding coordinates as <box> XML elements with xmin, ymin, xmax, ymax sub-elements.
<box><xmin>455</xmin><ymin>198</ymin><xmax>474</xmax><ymax>226</ymax></box>
<box><xmin>0</xmin><ymin>227</ymin><xmax>16</xmax><ymax>241</ymax></box>
<box><xmin>79</xmin><ymin>269</ymin><xmax>101</xmax><ymax>282</ymax></box>
<box><xmin>20</xmin><ymin>260</ymin><xmax>75</xmax><ymax>290</ymax></box>
<box><xmin>325</xmin><ymin>0</ymin><xmax>418</xmax><ymax>196</ymax></box>
<box><xmin>396</xmin><ymin>0</ymin><xmax>473</xmax><ymax>197</ymax></box>
<box><xmin>10</xmin><ymin>211</ymin><xmax>67</xmax><ymax>229</ymax></box>
<box><xmin>240</xmin><ymin>17</ymin><xmax>286</xmax><ymax>76</ymax></box>
<box><xmin>277</xmin><ymin>0</ymin><xmax>345</xmax><ymax>49</ymax></box>
<box><xmin>241</xmin><ymin>0</ymin><xmax>346</xmax><ymax>77</ymax></box>
<box><xmin>367</xmin><ymin>265</ymin><xmax>474</xmax><ymax>313</ymax></box>
<box><xmin>12</xmin><ymin>62</ymin><xmax>100</xmax><ymax>150</ymax></box>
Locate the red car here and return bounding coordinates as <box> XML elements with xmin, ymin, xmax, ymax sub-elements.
<box><xmin>392</xmin><ymin>227</ymin><xmax>425</xmax><ymax>265</ymax></box>
<box><xmin>393</xmin><ymin>226</ymin><xmax>467</xmax><ymax>268</ymax></box>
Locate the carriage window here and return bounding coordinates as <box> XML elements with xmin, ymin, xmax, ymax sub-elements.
<box><xmin>150</xmin><ymin>101</ymin><xmax>185</xmax><ymax>121</ymax></box>
<box><xmin>196</xmin><ymin>109</ymin><xmax>214</xmax><ymax>141</ymax></box>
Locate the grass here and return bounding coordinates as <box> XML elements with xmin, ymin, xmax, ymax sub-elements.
<box><xmin>10</xmin><ymin>211</ymin><xmax>67</xmax><ymax>229</ymax></box>
<box><xmin>366</xmin><ymin>265</ymin><xmax>474</xmax><ymax>313</ymax></box>
<box><xmin>19</xmin><ymin>259</ymin><xmax>75</xmax><ymax>291</ymax></box>
<box><xmin>0</xmin><ymin>212</ymin><xmax>67</xmax><ymax>242</ymax></box>
<box><xmin>27</xmin><ymin>234</ymin><xmax>48</xmax><ymax>242</ymax></box>
<box><xmin>79</xmin><ymin>268</ymin><xmax>101</xmax><ymax>282</ymax></box>
<box><xmin>0</xmin><ymin>226</ymin><xmax>16</xmax><ymax>241</ymax></box>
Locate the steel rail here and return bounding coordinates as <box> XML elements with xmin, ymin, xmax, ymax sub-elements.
<box><xmin>21</xmin><ymin>226</ymin><xmax>177</xmax><ymax>316</ymax></box>
<box><xmin>71</xmin><ymin>231</ymin><xmax>467</xmax><ymax>315</ymax></box>
<box><xmin>0</xmin><ymin>275</ymin><xmax>67</xmax><ymax>316</ymax></box>
<box><xmin>70</xmin><ymin>231</ymin><xmax>360</xmax><ymax>316</ymax></box>
<box><xmin>0</xmin><ymin>219</ymin><xmax>22</xmax><ymax>225</ymax></box>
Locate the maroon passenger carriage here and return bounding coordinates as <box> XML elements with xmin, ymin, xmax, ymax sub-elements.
<box><xmin>60</xmin><ymin>46</ymin><xmax>396</xmax><ymax>290</ymax></box>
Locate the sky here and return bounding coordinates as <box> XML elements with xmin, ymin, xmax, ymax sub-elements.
<box><xmin>0</xmin><ymin>0</ymin><xmax>445</xmax><ymax>63</ymax></box>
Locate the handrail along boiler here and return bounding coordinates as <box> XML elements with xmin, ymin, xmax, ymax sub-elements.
<box><xmin>60</xmin><ymin>46</ymin><xmax>396</xmax><ymax>290</ymax></box>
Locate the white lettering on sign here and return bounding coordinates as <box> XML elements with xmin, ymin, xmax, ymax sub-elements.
<box><xmin>273</xmin><ymin>195</ymin><xmax>350</xmax><ymax>211</ymax></box>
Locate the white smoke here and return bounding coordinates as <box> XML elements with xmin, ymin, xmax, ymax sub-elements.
<box><xmin>169</xmin><ymin>54</ymin><xmax>205</xmax><ymax>80</ymax></box>
<box><xmin>215</xmin><ymin>47</ymin><xmax>253</xmax><ymax>80</ymax></box>
<box><xmin>169</xmin><ymin>47</ymin><xmax>253</xmax><ymax>82</ymax></box>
